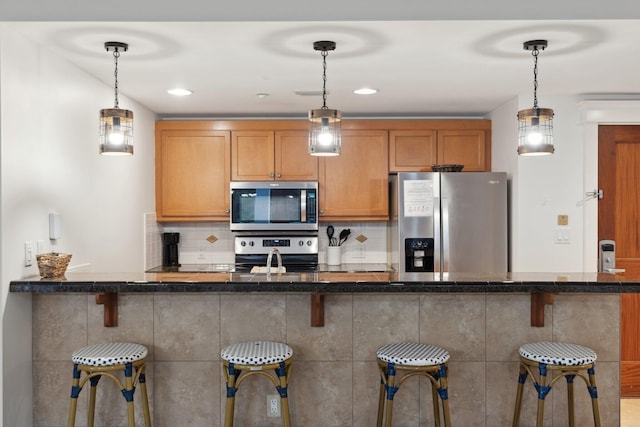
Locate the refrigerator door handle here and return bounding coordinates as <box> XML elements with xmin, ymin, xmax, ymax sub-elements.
<box><xmin>441</xmin><ymin>198</ymin><xmax>449</xmax><ymax>272</ymax></box>
<box><xmin>434</xmin><ymin>195</ymin><xmax>442</xmax><ymax>273</ymax></box>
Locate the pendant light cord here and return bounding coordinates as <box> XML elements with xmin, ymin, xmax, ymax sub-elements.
<box><xmin>321</xmin><ymin>49</ymin><xmax>328</xmax><ymax>109</ymax></box>
<box><xmin>113</xmin><ymin>48</ymin><xmax>121</xmax><ymax>109</ymax></box>
<box><xmin>531</xmin><ymin>47</ymin><xmax>540</xmax><ymax>109</ymax></box>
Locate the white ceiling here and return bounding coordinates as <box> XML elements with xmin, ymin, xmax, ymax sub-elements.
<box><xmin>5</xmin><ymin>10</ymin><xmax>640</xmax><ymax>118</ymax></box>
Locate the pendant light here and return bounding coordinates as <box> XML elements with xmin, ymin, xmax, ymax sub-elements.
<box><xmin>99</xmin><ymin>41</ymin><xmax>133</xmax><ymax>156</ymax></box>
<box><xmin>517</xmin><ymin>40</ymin><xmax>554</xmax><ymax>156</ymax></box>
<box><xmin>309</xmin><ymin>41</ymin><xmax>342</xmax><ymax>156</ymax></box>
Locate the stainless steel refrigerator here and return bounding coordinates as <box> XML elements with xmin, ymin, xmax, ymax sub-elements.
<box><xmin>389</xmin><ymin>172</ymin><xmax>508</xmax><ymax>273</ymax></box>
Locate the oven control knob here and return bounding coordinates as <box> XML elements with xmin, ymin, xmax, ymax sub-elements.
<box><xmin>249</xmin><ymin>241</ymin><xmax>255</xmax><ymax>246</ymax></box>
<box><xmin>298</xmin><ymin>240</ymin><xmax>304</xmax><ymax>246</ymax></box>
<box><xmin>307</xmin><ymin>240</ymin><xmax>313</xmax><ymax>246</ymax></box>
<box><xmin>240</xmin><ymin>241</ymin><xmax>246</xmax><ymax>247</ymax></box>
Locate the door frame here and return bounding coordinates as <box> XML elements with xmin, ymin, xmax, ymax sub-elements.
<box><xmin>579</xmin><ymin>100</ymin><xmax>640</xmax><ymax>271</ymax></box>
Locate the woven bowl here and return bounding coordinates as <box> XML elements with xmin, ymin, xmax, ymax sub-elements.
<box><xmin>36</xmin><ymin>252</ymin><xmax>72</xmax><ymax>278</ymax></box>
<box><xmin>431</xmin><ymin>164</ymin><xmax>464</xmax><ymax>172</ymax></box>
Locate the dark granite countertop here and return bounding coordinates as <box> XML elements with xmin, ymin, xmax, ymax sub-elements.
<box><xmin>9</xmin><ymin>271</ymin><xmax>640</xmax><ymax>293</ymax></box>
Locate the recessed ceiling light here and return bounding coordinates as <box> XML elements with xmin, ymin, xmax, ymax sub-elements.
<box><xmin>354</xmin><ymin>88</ymin><xmax>378</xmax><ymax>95</ymax></box>
<box><xmin>257</xmin><ymin>93</ymin><xmax>269</xmax><ymax>99</ymax></box>
<box><xmin>167</xmin><ymin>88</ymin><xmax>193</xmax><ymax>96</ymax></box>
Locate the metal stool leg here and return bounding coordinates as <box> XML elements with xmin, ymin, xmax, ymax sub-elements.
<box><xmin>512</xmin><ymin>363</ymin><xmax>528</xmax><ymax>427</ymax></box>
<box><xmin>87</xmin><ymin>375</ymin><xmax>101</xmax><ymax>427</ymax></box>
<box><xmin>376</xmin><ymin>374</ymin><xmax>386</xmax><ymax>427</ymax></box>
<box><xmin>122</xmin><ymin>362</ymin><xmax>136</xmax><ymax>427</ymax></box>
<box><xmin>566</xmin><ymin>374</ymin><xmax>575</xmax><ymax>427</ymax></box>
<box><xmin>384</xmin><ymin>362</ymin><xmax>397</xmax><ymax>427</ymax></box>
<box><xmin>587</xmin><ymin>365</ymin><xmax>602</xmax><ymax>427</ymax></box>
<box><xmin>138</xmin><ymin>367</ymin><xmax>152</xmax><ymax>427</ymax></box>
<box><xmin>275</xmin><ymin>362</ymin><xmax>292</xmax><ymax>427</ymax></box>
<box><xmin>535</xmin><ymin>363</ymin><xmax>550</xmax><ymax>427</ymax></box>
<box><xmin>67</xmin><ymin>364</ymin><xmax>82</xmax><ymax>427</ymax></box>
<box><xmin>437</xmin><ymin>364</ymin><xmax>451</xmax><ymax>427</ymax></box>
<box><xmin>223</xmin><ymin>362</ymin><xmax>240</xmax><ymax>427</ymax></box>
<box><xmin>430</xmin><ymin>378</ymin><xmax>441</xmax><ymax>427</ymax></box>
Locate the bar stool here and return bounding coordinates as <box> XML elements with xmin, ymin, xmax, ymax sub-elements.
<box><xmin>67</xmin><ymin>342</ymin><xmax>151</xmax><ymax>427</ymax></box>
<box><xmin>512</xmin><ymin>341</ymin><xmax>601</xmax><ymax>427</ymax></box>
<box><xmin>221</xmin><ymin>340</ymin><xmax>293</xmax><ymax>427</ymax></box>
<box><xmin>376</xmin><ymin>342</ymin><xmax>451</xmax><ymax>427</ymax></box>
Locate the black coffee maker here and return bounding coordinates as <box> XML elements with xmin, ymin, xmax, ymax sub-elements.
<box><xmin>162</xmin><ymin>232</ymin><xmax>181</xmax><ymax>267</ymax></box>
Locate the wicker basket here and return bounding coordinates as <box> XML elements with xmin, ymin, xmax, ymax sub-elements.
<box><xmin>431</xmin><ymin>164</ymin><xmax>464</xmax><ymax>172</ymax></box>
<box><xmin>36</xmin><ymin>253</ymin><xmax>72</xmax><ymax>278</ymax></box>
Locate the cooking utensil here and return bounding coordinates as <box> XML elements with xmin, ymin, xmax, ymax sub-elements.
<box><xmin>338</xmin><ymin>228</ymin><xmax>351</xmax><ymax>246</ymax></box>
<box><xmin>327</xmin><ymin>225</ymin><xmax>335</xmax><ymax>246</ymax></box>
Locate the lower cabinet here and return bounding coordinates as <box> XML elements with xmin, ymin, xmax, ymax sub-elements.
<box><xmin>155</xmin><ymin>129</ymin><xmax>231</xmax><ymax>221</ymax></box>
<box><xmin>319</xmin><ymin>130</ymin><xmax>389</xmax><ymax>220</ymax></box>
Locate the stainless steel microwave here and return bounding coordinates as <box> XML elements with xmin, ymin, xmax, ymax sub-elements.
<box><xmin>230</xmin><ymin>181</ymin><xmax>318</xmax><ymax>231</ymax></box>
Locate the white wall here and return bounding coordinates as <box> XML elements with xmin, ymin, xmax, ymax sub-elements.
<box><xmin>0</xmin><ymin>25</ymin><xmax>156</xmax><ymax>426</ymax></box>
<box><xmin>491</xmin><ymin>95</ymin><xmax>588</xmax><ymax>273</ymax></box>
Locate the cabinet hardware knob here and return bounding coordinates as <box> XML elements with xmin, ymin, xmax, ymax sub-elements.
<box><xmin>269</xmin><ymin>172</ymin><xmax>274</xmax><ymax>178</ymax></box>
<box><xmin>276</xmin><ymin>173</ymin><xmax>282</xmax><ymax>178</ymax></box>
<box><xmin>225</xmin><ymin>209</ymin><xmax>230</xmax><ymax>214</ymax></box>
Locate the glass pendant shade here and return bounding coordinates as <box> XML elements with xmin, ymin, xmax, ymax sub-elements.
<box><xmin>99</xmin><ymin>108</ymin><xmax>134</xmax><ymax>155</ymax></box>
<box><xmin>517</xmin><ymin>107</ymin><xmax>554</xmax><ymax>155</ymax></box>
<box><xmin>100</xmin><ymin>41</ymin><xmax>133</xmax><ymax>156</ymax></box>
<box><xmin>309</xmin><ymin>108</ymin><xmax>341</xmax><ymax>156</ymax></box>
<box><xmin>517</xmin><ymin>40</ymin><xmax>554</xmax><ymax>156</ymax></box>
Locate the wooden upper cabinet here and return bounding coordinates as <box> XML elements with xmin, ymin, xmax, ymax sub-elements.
<box><xmin>389</xmin><ymin>130</ymin><xmax>437</xmax><ymax>172</ymax></box>
<box><xmin>155</xmin><ymin>129</ymin><xmax>231</xmax><ymax>221</ymax></box>
<box><xmin>437</xmin><ymin>130</ymin><xmax>487</xmax><ymax>171</ymax></box>
<box><xmin>275</xmin><ymin>131</ymin><xmax>318</xmax><ymax>180</ymax></box>
<box><xmin>388</xmin><ymin>123</ymin><xmax>491</xmax><ymax>172</ymax></box>
<box><xmin>232</xmin><ymin>130</ymin><xmax>318</xmax><ymax>181</ymax></box>
<box><xmin>319</xmin><ymin>130</ymin><xmax>389</xmax><ymax>220</ymax></box>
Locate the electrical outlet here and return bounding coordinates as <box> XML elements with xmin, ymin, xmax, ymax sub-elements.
<box><xmin>267</xmin><ymin>395</ymin><xmax>280</xmax><ymax>417</ymax></box>
<box><xmin>353</xmin><ymin>246</ymin><xmax>365</xmax><ymax>259</ymax></box>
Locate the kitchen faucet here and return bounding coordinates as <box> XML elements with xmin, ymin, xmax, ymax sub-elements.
<box><xmin>265</xmin><ymin>248</ymin><xmax>283</xmax><ymax>280</ymax></box>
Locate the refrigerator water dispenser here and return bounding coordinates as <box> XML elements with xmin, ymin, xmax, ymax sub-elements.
<box><xmin>404</xmin><ymin>238</ymin><xmax>434</xmax><ymax>272</ymax></box>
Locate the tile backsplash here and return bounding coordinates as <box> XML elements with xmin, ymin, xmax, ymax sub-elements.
<box><xmin>144</xmin><ymin>214</ymin><xmax>388</xmax><ymax>270</ymax></box>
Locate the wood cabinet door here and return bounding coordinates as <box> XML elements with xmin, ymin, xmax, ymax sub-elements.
<box><xmin>156</xmin><ymin>130</ymin><xmax>230</xmax><ymax>220</ymax></box>
<box><xmin>437</xmin><ymin>130</ymin><xmax>487</xmax><ymax>171</ymax></box>
<box><xmin>231</xmin><ymin>131</ymin><xmax>275</xmax><ymax>180</ymax></box>
<box><xmin>389</xmin><ymin>130</ymin><xmax>437</xmax><ymax>172</ymax></box>
<box><xmin>275</xmin><ymin>131</ymin><xmax>318</xmax><ymax>180</ymax></box>
<box><xmin>319</xmin><ymin>130</ymin><xmax>389</xmax><ymax>220</ymax></box>
<box><xmin>598</xmin><ymin>125</ymin><xmax>640</xmax><ymax>396</ymax></box>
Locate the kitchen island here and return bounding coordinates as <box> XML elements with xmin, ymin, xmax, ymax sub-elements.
<box><xmin>11</xmin><ymin>271</ymin><xmax>632</xmax><ymax>427</ymax></box>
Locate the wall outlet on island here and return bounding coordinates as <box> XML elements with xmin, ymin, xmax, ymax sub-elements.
<box><xmin>267</xmin><ymin>395</ymin><xmax>280</xmax><ymax>417</ymax></box>
<box><xmin>353</xmin><ymin>246</ymin><xmax>366</xmax><ymax>259</ymax></box>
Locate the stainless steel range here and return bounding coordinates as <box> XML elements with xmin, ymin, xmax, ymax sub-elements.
<box><xmin>234</xmin><ymin>235</ymin><xmax>319</xmax><ymax>272</ymax></box>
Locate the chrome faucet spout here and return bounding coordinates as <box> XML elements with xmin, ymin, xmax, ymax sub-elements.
<box><xmin>266</xmin><ymin>248</ymin><xmax>283</xmax><ymax>279</ymax></box>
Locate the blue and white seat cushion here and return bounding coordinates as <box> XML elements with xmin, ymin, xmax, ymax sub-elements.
<box><xmin>221</xmin><ymin>341</ymin><xmax>293</xmax><ymax>365</ymax></box>
<box><xmin>376</xmin><ymin>342</ymin><xmax>450</xmax><ymax>366</ymax></box>
<box><xmin>71</xmin><ymin>343</ymin><xmax>148</xmax><ymax>367</ymax></box>
<box><xmin>519</xmin><ymin>341</ymin><xmax>597</xmax><ymax>366</ymax></box>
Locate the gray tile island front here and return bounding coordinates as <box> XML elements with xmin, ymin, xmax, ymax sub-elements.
<box><xmin>11</xmin><ymin>272</ymin><xmax>631</xmax><ymax>426</ymax></box>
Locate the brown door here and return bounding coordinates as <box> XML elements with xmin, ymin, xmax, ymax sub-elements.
<box><xmin>598</xmin><ymin>125</ymin><xmax>640</xmax><ymax>396</ymax></box>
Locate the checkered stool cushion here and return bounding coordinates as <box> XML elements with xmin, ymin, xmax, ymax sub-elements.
<box><xmin>221</xmin><ymin>341</ymin><xmax>293</xmax><ymax>365</ymax></box>
<box><xmin>71</xmin><ymin>343</ymin><xmax>148</xmax><ymax>367</ymax></box>
<box><xmin>376</xmin><ymin>342</ymin><xmax>450</xmax><ymax>366</ymax></box>
<box><xmin>519</xmin><ymin>341</ymin><xmax>597</xmax><ymax>366</ymax></box>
